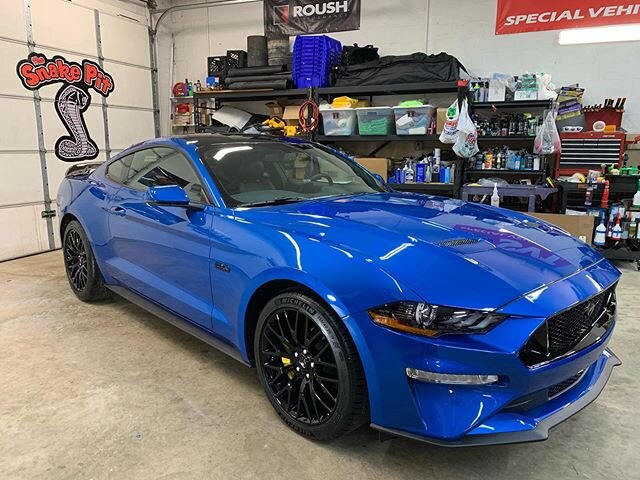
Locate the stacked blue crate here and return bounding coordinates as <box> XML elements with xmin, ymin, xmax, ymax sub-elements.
<box><xmin>292</xmin><ymin>35</ymin><xmax>342</xmax><ymax>88</ymax></box>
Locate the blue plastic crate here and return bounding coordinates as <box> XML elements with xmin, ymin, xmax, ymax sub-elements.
<box><xmin>293</xmin><ymin>35</ymin><xmax>342</xmax><ymax>88</ymax></box>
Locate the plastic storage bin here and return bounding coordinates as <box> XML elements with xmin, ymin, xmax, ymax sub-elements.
<box><xmin>393</xmin><ymin>105</ymin><xmax>436</xmax><ymax>135</ymax></box>
<box><xmin>321</xmin><ymin>108</ymin><xmax>357</xmax><ymax>136</ymax></box>
<box><xmin>292</xmin><ymin>35</ymin><xmax>342</xmax><ymax>88</ymax></box>
<box><xmin>356</xmin><ymin>107</ymin><xmax>395</xmax><ymax>136</ymax></box>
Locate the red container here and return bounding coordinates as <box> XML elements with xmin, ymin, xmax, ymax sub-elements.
<box><xmin>583</xmin><ymin>107</ymin><xmax>623</xmax><ymax>131</ymax></box>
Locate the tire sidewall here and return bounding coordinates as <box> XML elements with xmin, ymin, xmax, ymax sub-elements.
<box><xmin>63</xmin><ymin>220</ymin><xmax>100</xmax><ymax>301</ymax></box>
<box><xmin>254</xmin><ymin>293</ymin><xmax>357</xmax><ymax>439</ymax></box>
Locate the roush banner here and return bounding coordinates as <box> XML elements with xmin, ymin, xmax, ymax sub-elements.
<box><xmin>265</xmin><ymin>0</ymin><xmax>361</xmax><ymax>37</ymax></box>
<box><xmin>496</xmin><ymin>1</ymin><xmax>640</xmax><ymax>35</ymax></box>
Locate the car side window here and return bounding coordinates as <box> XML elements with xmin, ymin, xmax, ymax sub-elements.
<box><xmin>106</xmin><ymin>153</ymin><xmax>134</xmax><ymax>184</ymax></box>
<box><xmin>123</xmin><ymin>147</ymin><xmax>207</xmax><ymax>203</ymax></box>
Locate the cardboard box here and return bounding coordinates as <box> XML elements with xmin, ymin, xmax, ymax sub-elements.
<box><xmin>283</xmin><ymin>105</ymin><xmax>301</xmax><ymax>126</ymax></box>
<box><xmin>355</xmin><ymin>157</ymin><xmax>388</xmax><ymax>180</ymax></box>
<box><xmin>529</xmin><ymin>213</ymin><xmax>596</xmax><ymax>245</ymax></box>
<box><xmin>436</xmin><ymin>108</ymin><xmax>446</xmax><ymax>133</ymax></box>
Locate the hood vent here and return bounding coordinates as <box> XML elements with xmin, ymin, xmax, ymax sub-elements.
<box><xmin>437</xmin><ymin>238</ymin><xmax>481</xmax><ymax>248</ymax></box>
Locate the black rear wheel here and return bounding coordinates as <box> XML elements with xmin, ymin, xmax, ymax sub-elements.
<box><xmin>255</xmin><ymin>292</ymin><xmax>368</xmax><ymax>441</ymax></box>
<box><xmin>63</xmin><ymin>220</ymin><xmax>109</xmax><ymax>302</ymax></box>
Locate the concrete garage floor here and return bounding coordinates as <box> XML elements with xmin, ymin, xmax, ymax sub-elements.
<box><xmin>0</xmin><ymin>251</ymin><xmax>638</xmax><ymax>480</ymax></box>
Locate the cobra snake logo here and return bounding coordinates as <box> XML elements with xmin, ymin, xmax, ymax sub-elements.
<box><xmin>54</xmin><ymin>84</ymin><xmax>98</xmax><ymax>161</ymax></box>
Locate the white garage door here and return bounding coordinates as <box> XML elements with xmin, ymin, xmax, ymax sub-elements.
<box><xmin>0</xmin><ymin>0</ymin><xmax>155</xmax><ymax>261</ymax></box>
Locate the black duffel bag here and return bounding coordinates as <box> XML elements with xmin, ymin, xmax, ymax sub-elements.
<box><xmin>333</xmin><ymin>52</ymin><xmax>467</xmax><ymax>86</ymax></box>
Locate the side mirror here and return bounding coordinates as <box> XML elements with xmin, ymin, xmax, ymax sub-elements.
<box><xmin>371</xmin><ymin>173</ymin><xmax>387</xmax><ymax>185</ymax></box>
<box><xmin>145</xmin><ymin>185</ymin><xmax>190</xmax><ymax>206</ymax></box>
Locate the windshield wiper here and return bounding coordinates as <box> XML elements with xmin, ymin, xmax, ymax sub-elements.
<box><xmin>239</xmin><ymin>196</ymin><xmax>310</xmax><ymax>208</ymax></box>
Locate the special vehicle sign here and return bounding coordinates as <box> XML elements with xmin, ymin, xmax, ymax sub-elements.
<box><xmin>496</xmin><ymin>0</ymin><xmax>640</xmax><ymax>35</ymax></box>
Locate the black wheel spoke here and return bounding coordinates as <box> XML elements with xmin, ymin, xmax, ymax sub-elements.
<box><xmin>260</xmin><ymin>305</ymin><xmax>340</xmax><ymax>425</ymax></box>
<box><xmin>64</xmin><ymin>228</ymin><xmax>89</xmax><ymax>291</ymax></box>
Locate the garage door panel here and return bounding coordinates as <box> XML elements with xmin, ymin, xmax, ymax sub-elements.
<box><xmin>0</xmin><ymin>43</ymin><xmax>30</xmax><ymax>96</ymax></box>
<box><xmin>104</xmin><ymin>61</ymin><xmax>152</xmax><ymax>109</ymax></box>
<box><xmin>0</xmin><ymin>98</ymin><xmax>38</xmax><ymax>150</ymax></box>
<box><xmin>100</xmin><ymin>14</ymin><xmax>150</xmax><ymax>67</ymax></box>
<box><xmin>108</xmin><ymin>108</ymin><xmax>154</xmax><ymax>150</ymax></box>
<box><xmin>45</xmin><ymin>152</ymin><xmax>106</xmax><ymax>201</ymax></box>
<box><xmin>0</xmin><ymin>204</ymin><xmax>50</xmax><ymax>261</ymax></box>
<box><xmin>1</xmin><ymin>0</ymin><xmax>27</xmax><ymax>41</ymax></box>
<box><xmin>36</xmin><ymin>48</ymin><xmax>99</xmax><ymax>101</ymax></box>
<box><xmin>30</xmin><ymin>0</ymin><xmax>97</xmax><ymax>56</ymax></box>
<box><xmin>40</xmin><ymin>102</ymin><xmax>105</xmax><ymax>153</ymax></box>
<box><xmin>0</xmin><ymin>154</ymin><xmax>44</xmax><ymax>206</ymax></box>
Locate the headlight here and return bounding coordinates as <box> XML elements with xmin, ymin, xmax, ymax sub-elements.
<box><xmin>368</xmin><ymin>301</ymin><xmax>506</xmax><ymax>337</ymax></box>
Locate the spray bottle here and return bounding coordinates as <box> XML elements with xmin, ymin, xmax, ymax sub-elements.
<box><xmin>491</xmin><ymin>183</ymin><xmax>500</xmax><ymax>207</ymax></box>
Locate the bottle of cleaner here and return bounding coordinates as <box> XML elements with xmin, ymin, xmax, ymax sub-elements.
<box><xmin>415</xmin><ymin>158</ymin><xmax>426</xmax><ymax>183</ymax></box>
<box><xmin>405</xmin><ymin>161</ymin><xmax>415</xmax><ymax>183</ymax></box>
<box><xmin>491</xmin><ymin>183</ymin><xmax>500</xmax><ymax>207</ymax></box>
<box><xmin>633</xmin><ymin>179</ymin><xmax>640</xmax><ymax>207</ymax></box>
<box><xmin>594</xmin><ymin>213</ymin><xmax>607</xmax><ymax>246</ymax></box>
<box><xmin>612</xmin><ymin>214</ymin><xmax>622</xmax><ymax>241</ymax></box>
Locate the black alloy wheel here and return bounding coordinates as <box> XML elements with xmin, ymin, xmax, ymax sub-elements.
<box><xmin>255</xmin><ymin>292</ymin><xmax>368</xmax><ymax>441</ymax></box>
<box><xmin>63</xmin><ymin>220</ymin><xmax>109</xmax><ymax>302</ymax></box>
<box><xmin>64</xmin><ymin>228</ymin><xmax>88</xmax><ymax>291</ymax></box>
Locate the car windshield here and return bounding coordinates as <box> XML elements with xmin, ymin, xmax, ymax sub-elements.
<box><xmin>198</xmin><ymin>141</ymin><xmax>386</xmax><ymax>207</ymax></box>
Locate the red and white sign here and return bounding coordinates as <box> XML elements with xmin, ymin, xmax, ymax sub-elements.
<box><xmin>496</xmin><ymin>1</ymin><xmax>640</xmax><ymax>35</ymax></box>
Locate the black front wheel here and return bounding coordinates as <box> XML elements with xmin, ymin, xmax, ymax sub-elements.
<box><xmin>63</xmin><ymin>220</ymin><xmax>109</xmax><ymax>302</ymax></box>
<box><xmin>255</xmin><ymin>292</ymin><xmax>368</xmax><ymax>441</ymax></box>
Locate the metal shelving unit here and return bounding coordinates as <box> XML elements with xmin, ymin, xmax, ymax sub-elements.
<box><xmin>471</xmin><ymin>100</ymin><xmax>552</xmax><ymax>109</ymax></box>
<box><xmin>317</xmin><ymin>134</ymin><xmax>440</xmax><ymax>143</ymax></box>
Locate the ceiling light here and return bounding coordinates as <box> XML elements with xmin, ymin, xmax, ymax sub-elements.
<box><xmin>559</xmin><ymin>24</ymin><xmax>640</xmax><ymax>45</ymax></box>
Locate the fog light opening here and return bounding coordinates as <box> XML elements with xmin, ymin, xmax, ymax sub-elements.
<box><xmin>406</xmin><ymin>368</ymin><xmax>500</xmax><ymax>385</ymax></box>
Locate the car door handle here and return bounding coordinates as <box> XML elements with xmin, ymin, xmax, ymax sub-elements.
<box><xmin>108</xmin><ymin>206</ymin><xmax>127</xmax><ymax>217</ymax></box>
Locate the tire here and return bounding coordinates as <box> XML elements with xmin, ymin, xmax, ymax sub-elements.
<box><xmin>63</xmin><ymin>220</ymin><xmax>110</xmax><ymax>302</ymax></box>
<box><xmin>255</xmin><ymin>292</ymin><xmax>368</xmax><ymax>441</ymax></box>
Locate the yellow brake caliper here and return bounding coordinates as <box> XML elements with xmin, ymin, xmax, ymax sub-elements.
<box><xmin>281</xmin><ymin>357</ymin><xmax>294</xmax><ymax>379</ymax></box>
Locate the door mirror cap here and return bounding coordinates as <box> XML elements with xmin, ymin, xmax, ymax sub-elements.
<box><xmin>145</xmin><ymin>185</ymin><xmax>190</xmax><ymax>206</ymax></box>
<box><xmin>372</xmin><ymin>173</ymin><xmax>387</xmax><ymax>185</ymax></box>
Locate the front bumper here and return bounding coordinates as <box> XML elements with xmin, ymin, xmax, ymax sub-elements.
<box><xmin>341</xmin><ymin>258</ymin><xmax>621</xmax><ymax>446</ymax></box>
<box><xmin>372</xmin><ymin>349</ymin><xmax>620</xmax><ymax>447</ymax></box>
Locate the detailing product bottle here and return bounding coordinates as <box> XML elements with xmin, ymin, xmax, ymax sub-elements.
<box><xmin>584</xmin><ymin>185</ymin><xmax>593</xmax><ymax>206</ymax></box>
<box><xmin>491</xmin><ymin>184</ymin><xmax>500</xmax><ymax>207</ymax></box>
<box><xmin>405</xmin><ymin>161</ymin><xmax>415</xmax><ymax>183</ymax></box>
<box><xmin>612</xmin><ymin>214</ymin><xmax>622</xmax><ymax>241</ymax></box>
<box><xmin>533</xmin><ymin>156</ymin><xmax>541</xmax><ymax>171</ymax></box>
<box><xmin>594</xmin><ymin>213</ymin><xmax>607</xmax><ymax>246</ymax></box>
<box><xmin>601</xmin><ymin>180</ymin><xmax>610</xmax><ymax>209</ymax></box>
<box><xmin>634</xmin><ymin>179</ymin><xmax>640</xmax><ymax>207</ymax></box>
<box><xmin>415</xmin><ymin>159</ymin><xmax>426</xmax><ymax>183</ymax></box>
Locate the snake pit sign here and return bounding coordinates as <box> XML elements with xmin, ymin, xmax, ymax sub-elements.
<box><xmin>16</xmin><ymin>52</ymin><xmax>115</xmax><ymax>162</ymax></box>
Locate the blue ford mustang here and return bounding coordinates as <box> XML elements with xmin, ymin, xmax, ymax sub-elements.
<box><xmin>57</xmin><ymin>134</ymin><xmax>620</xmax><ymax>446</ymax></box>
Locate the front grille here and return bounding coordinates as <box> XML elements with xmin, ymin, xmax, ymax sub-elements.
<box><xmin>548</xmin><ymin>370</ymin><xmax>584</xmax><ymax>398</ymax></box>
<box><xmin>519</xmin><ymin>285</ymin><xmax>616</xmax><ymax>367</ymax></box>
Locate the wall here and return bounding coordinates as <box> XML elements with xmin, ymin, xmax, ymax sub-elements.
<box><xmin>0</xmin><ymin>0</ymin><xmax>154</xmax><ymax>260</ymax></box>
<box><xmin>155</xmin><ymin>0</ymin><xmax>428</xmax><ymax>135</ymax></box>
<box><xmin>428</xmin><ymin>0</ymin><xmax>640</xmax><ymax>133</ymax></box>
<box><xmin>157</xmin><ymin>0</ymin><xmax>640</xmax><ymax>137</ymax></box>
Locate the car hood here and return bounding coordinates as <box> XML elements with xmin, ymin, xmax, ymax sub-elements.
<box><xmin>235</xmin><ymin>193</ymin><xmax>603</xmax><ymax>310</ymax></box>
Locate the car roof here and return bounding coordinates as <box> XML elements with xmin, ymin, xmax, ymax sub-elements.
<box><xmin>168</xmin><ymin>133</ymin><xmax>307</xmax><ymax>146</ymax></box>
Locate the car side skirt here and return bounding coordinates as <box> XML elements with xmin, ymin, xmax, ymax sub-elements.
<box><xmin>371</xmin><ymin>349</ymin><xmax>621</xmax><ymax>447</ymax></box>
<box><xmin>108</xmin><ymin>285</ymin><xmax>250</xmax><ymax>367</ymax></box>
